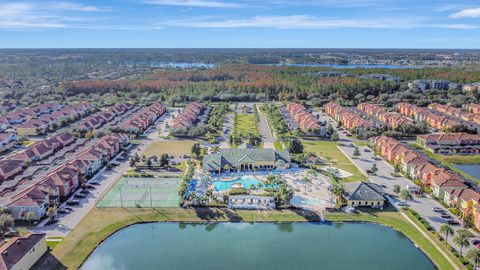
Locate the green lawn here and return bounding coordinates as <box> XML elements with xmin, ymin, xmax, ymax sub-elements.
<box><xmin>234</xmin><ymin>114</ymin><xmax>258</xmax><ymax>137</ymax></box>
<box><xmin>413</xmin><ymin>144</ymin><xmax>480</xmax><ymax>184</ymax></box>
<box><xmin>325</xmin><ymin>208</ymin><xmax>461</xmax><ymax>270</ymax></box>
<box><xmin>274</xmin><ymin>140</ymin><xmax>284</xmax><ymax>151</ymax></box>
<box><xmin>143</xmin><ymin>140</ymin><xmax>197</xmax><ymax>157</ymax></box>
<box><xmin>302</xmin><ymin>139</ymin><xmax>366</xmax><ymax>182</ymax></box>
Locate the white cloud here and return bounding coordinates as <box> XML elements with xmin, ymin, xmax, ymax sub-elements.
<box><xmin>143</xmin><ymin>0</ymin><xmax>239</xmax><ymax>8</ymax></box>
<box><xmin>155</xmin><ymin>15</ymin><xmax>479</xmax><ymax>29</ymax></box>
<box><xmin>449</xmin><ymin>7</ymin><xmax>480</xmax><ymax>18</ymax></box>
<box><xmin>0</xmin><ymin>1</ymin><xmax>109</xmax><ymax>30</ymax></box>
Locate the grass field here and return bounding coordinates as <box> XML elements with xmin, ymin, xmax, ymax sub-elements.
<box><xmin>52</xmin><ymin>207</ymin><xmax>320</xmax><ymax>269</ymax></box>
<box><xmin>97</xmin><ymin>177</ymin><xmax>181</xmax><ymax>208</ymax></box>
<box><xmin>234</xmin><ymin>114</ymin><xmax>258</xmax><ymax>136</ymax></box>
<box><xmin>302</xmin><ymin>139</ymin><xmax>366</xmax><ymax>182</ymax></box>
<box><xmin>413</xmin><ymin>144</ymin><xmax>480</xmax><ymax>184</ymax></box>
<box><xmin>325</xmin><ymin>208</ymin><xmax>462</xmax><ymax>270</ymax></box>
<box><xmin>143</xmin><ymin>140</ymin><xmax>197</xmax><ymax>157</ymax></box>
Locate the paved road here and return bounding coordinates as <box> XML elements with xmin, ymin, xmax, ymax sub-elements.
<box><xmin>257</xmin><ymin>106</ymin><xmax>275</xmax><ymax>149</ymax></box>
<box><xmin>317</xmin><ymin>113</ymin><xmax>472</xmax><ymax>252</ymax></box>
<box><xmin>219</xmin><ymin>113</ymin><xmax>234</xmax><ymax>149</ymax></box>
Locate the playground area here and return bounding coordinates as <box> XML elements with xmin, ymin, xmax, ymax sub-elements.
<box><xmin>97</xmin><ymin>177</ymin><xmax>181</xmax><ymax>208</ymax></box>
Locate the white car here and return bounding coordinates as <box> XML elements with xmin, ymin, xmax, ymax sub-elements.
<box><xmin>396</xmin><ymin>201</ymin><xmax>407</xmax><ymax>207</ymax></box>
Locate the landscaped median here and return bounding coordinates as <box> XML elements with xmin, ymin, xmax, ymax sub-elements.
<box><xmin>325</xmin><ymin>208</ymin><xmax>463</xmax><ymax>270</ymax></box>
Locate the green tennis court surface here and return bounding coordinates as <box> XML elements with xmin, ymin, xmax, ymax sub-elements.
<box><xmin>97</xmin><ymin>177</ymin><xmax>181</xmax><ymax>208</ymax></box>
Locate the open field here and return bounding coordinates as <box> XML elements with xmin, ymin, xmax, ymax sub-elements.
<box><xmin>143</xmin><ymin>140</ymin><xmax>197</xmax><ymax>157</ymax></box>
<box><xmin>302</xmin><ymin>139</ymin><xmax>366</xmax><ymax>182</ymax></box>
<box><xmin>234</xmin><ymin>114</ymin><xmax>258</xmax><ymax>136</ymax></box>
<box><xmin>51</xmin><ymin>207</ymin><xmax>320</xmax><ymax>269</ymax></box>
<box><xmin>325</xmin><ymin>208</ymin><xmax>462</xmax><ymax>270</ymax></box>
<box><xmin>413</xmin><ymin>144</ymin><xmax>480</xmax><ymax>184</ymax></box>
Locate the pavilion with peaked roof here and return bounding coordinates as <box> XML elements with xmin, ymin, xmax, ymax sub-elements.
<box><xmin>344</xmin><ymin>181</ymin><xmax>386</xmax><ymax>208</ymax></box>
<box><xmin>202</xmin><ymin>148</ymin><xmax>290</xmax><ymax>172</ymax></box>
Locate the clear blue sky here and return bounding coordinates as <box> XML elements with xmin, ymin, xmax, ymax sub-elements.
<box><xmin>1</xmin><ymin>0</ymin><xmax>480</xmax><ymax>48</ymax></box>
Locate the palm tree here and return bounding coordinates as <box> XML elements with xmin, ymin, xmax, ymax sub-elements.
<box><xmin>400</xmin><ymin>189</ymin><xmax>413</xmax><ymax>207</ymax></box>
<box><xmin>439</xmin><ymin>224</ymin><xmax>454</xmax><ymax>246</ymax></box>
<box><xmin>453</xmin><ymin>231</ymin><xmax>472</xmax><ymax>257</ymax></box>
<box><xmin>331</xmin><ymin>184</ymin><xmax>344</xmax><ymax>203</ymax></box>
<box><xmin>46</xmin><ymin>205</ymin><xmax>57</xmax><ymax>220</ymax></box>
<box><xmin>465</xmin><ymin>248</ymin><xmax>480</xmax><ymax>269</ymax></box>
<box><xmin>301</xmin><ymin>176</ymin><xmax>312</xmax><ymax>195</ymax></box>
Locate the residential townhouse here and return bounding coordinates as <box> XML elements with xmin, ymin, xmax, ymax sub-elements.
<box><xmin>324</xmin><ymin>102</ymin><xmax>377</xmax><ymax>132</ymax></box>
<box><xmin>396</xmin><ymin>102</ymin><xmax>462</xmax><ymax>131</ymax></box>
<box><xmin>371</xmin><ymin>135</ymin><xmax>480</xmax><ymax>225</ymax></box>
<box><xmin>0</xmin><ymin>133</ymin><xmax>17</xmax><ymax>153</ymax></box>
<box><xmin>428</xmin><ymin>103</ymin><xmax>480</xmax><ymax>128</ymax></box>
<box><xmin>15</xmin><ymin>103</ymin><xmax>92</xmax><ymax>136</ymax></box>
<box><xmin>74</xmin><ymin>103</ymin><xmax>132</xmax><ymax>132</ymax></box>
<box><xmin>416</xmin><ymin>132</ymin><xmax>480</xmax><ymax>154</ymax></box>
<box><xmin>0</xmin><ymin>133</ymin><xmax>75</xmax><ymax>182</ymax></box>
<box><xmin>118</xmin><ymin>102</ymin><xmax>166</xmax><ymax>133</ymax></box>
<box><xmin>286</xmin><ymin>103</ymin><xmax>321</xmax><ymax>132</ymax></box>
<box><xmin>2</xmin><ymin>133</ymin><xmax>128</xmax><ymax>221</ymax></box>
<box><xmin>171</xmin><ymin>102</ymin><xmax>204</xmax><ymax>129</ymax></box>
<box><xmin>357</xmin><ymin>103</ymin><xmax>414</xmax><ymax>129</ymax></box>
<box><xmin>7</xmin><ymin>185</ymin><xmax>52</xmax><ymax>221</ymax></box>
<box><xmin>466</xmin><ymin>103</ymin><xmax>480</xmax><ymax>114</ymax></box>
<box><xmin>462</xmin><ymin>83</ymin><xmax>480</xmax><ymax>92</ymax></box>
<box><xmin>0</xmin><ymin>233</ymin><xmax>47</xmax><ymax>270</ymax></box>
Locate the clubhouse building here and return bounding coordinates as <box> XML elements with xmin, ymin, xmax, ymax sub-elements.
<box><xmin>202</xmin><ymin>148</ymin><xmax>290</xmax><ymax>172</ymax></box>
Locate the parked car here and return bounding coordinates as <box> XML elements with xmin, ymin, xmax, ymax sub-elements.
<box><xmin>363</xmin><ymin>149</ymin><xmax>371</xmax><ymax>152</ymax></box>
<box><xmin>86</xmin><ymin>184</ymin><xmax>97</xmax><ymax>189</ymax></box>
<box><xmin>66</xmin><ymin>200</ymin><xmax>80</xmax><ymax>206</ymax></box>
<box><xmin>441</xmin><ymin>213</ymin><xmax>451</xmax><ymax>219</ymax></box>
<box><xmin>396</xmin><ymin>201</ymin><xmax>406</xmax><ymax>207</ymax></box>
<box><xmin>74</xmin><ymin>193</ymin><xmax>86</xmax><ymax>199</ymax></box>
<box><xmin>80</xmin><ymin>190</ymin><xmax>90</xmax><ymax>195</ymax></box>
<box><xmin>432</xmin><ymin>207</ymin><xmax>443</xmax><ymax>212</ymax></box>
<box><xmin>58</xmin><ymin>209</ymin><xmax>69</xmax><ymax>214</ymax></box>
<box><xmin>446</xmin><ymin>219</ymin><xmax>459</xmax><ymax>225</ymax></box>
<box><xmin>90</xmin><ymin>181</ymin><xmax>100</xmax><ymax>186</ymax></box>
<box><xmin>64</xmin><ymin>207</ymin><xmax>74</xmax><ymax>211</ymax></box>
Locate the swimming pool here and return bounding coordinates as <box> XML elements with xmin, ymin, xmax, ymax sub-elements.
<box><xmin>212</xmin><ymin>176</ymin><xmax>264</xmax><ymax>192</ymax></box>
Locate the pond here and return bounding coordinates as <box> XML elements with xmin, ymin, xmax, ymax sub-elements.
<box><xmin>271</xmin><ymin>63</ymin><xmax>423</xmax><ymax>69</ymax></box>
<box><xmin>454</xmin><ymin>164</ymin><xmax>480</xmax><ymax>180</ymax></box>
<box><xmin>81</xmin><ymin>222</ymin><xmax>435</xmax><ymax>270</ymax></box>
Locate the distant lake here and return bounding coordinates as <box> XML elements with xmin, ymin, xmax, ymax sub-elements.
<box><xmin>272</xmin><ymin>63</ymin><xmax>423</xmax><ymax>69</ymax></box>
<box><xmin>454</xmin><ymin>164</ymin><xmax>480</xmax><ymax>180</ymax></box>
<box><xmin>81</xmin><ymin>222</ymin><xmax>435</xmax><ymax>270</ymax></box>
<box><xmin>123</xmin><ymin>62</ymin><xmax>216</xmax><ymax>68</ymax></box>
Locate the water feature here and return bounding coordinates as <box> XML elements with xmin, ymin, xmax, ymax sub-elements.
<box><xmin>271</xmin><ymin>63</ymin><xmax>423</xmax><ymax>69</ymax></box>
<box><xmin>454</xmin><ymin>164</ymin><xmax>480</xmax><ymax>180</ymax></box>
<box><xmin>212</xmin><ymin>175</ymin><xmax>263</xmax><ymax>191</ymax></box>
<box><xmin>81</xmin><ymin>222</ymin><xmax>435</xmax><ymax>270</ymax></box>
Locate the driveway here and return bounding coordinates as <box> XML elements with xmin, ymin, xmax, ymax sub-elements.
<box><xmin>257</xmin><ymin>106</ymin><xmax>275</xmax><ymax>149</ymax></box>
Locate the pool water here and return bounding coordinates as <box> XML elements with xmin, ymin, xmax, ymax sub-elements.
<box><xmin>212</xmin><ymin>176</ymin><xmax>263</xmax><ymax>191</ymax></box>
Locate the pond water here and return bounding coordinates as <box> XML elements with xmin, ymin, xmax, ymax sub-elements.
<box><xmin>454</xmin><ymin>164</ymin><xmax>480</xmax><ymax>180</ymax></box>
<box><xmin>272</xmin><ymin>63</ymin><xmax>423</xmax><ymax>69</ymax></box>
<box><xmin>81</xmin><ymin>222</ymin><xmax>435</xmax><ymax>270</ymax></box>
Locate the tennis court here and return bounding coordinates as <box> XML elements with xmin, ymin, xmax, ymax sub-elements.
<box><xmin>97</xmin><ymin>177</ymin><xmax>181</xmax><ymax>208</ymax></box>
